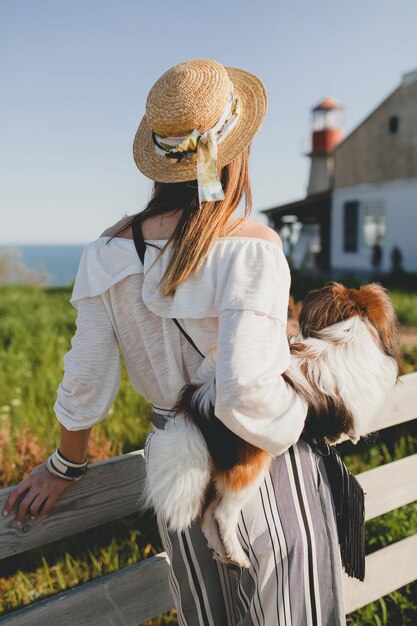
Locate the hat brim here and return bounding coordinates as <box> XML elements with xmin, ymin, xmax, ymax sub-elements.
<box><xmin>132</xmin><ymin>67</ymin><xmax>268</xmax><ymax>183</ymax></box>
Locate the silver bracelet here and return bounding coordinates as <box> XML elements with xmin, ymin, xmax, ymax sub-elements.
<box><xmin>45</xmin><ymin>448</ymin><xmax>88</xmax><ymax>481</ymax></box>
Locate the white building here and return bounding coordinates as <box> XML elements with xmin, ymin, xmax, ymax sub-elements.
<box><xmin>263</xmin><ymin>68</ymin><xmax>417</xmax><ymax>275</ymax></box>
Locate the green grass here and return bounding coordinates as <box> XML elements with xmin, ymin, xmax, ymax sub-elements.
<box><xmin>0</xmin><ymin>284</ymin><xmax>152</xmax><ymax>488</ymax></box>
<box><xmin>1</xmin><ymin>283</ymin><xmax>417</xmax><ymax>624</ymax></box>
<box><xmin>390</xmin><ymin>290</ymin><xmax>417</xmax><ymax>326</ymax></box>
<box><xmin>347</xmin><ymin>584</ymin><xmax>417</xmax><ymax>626</ymax></box>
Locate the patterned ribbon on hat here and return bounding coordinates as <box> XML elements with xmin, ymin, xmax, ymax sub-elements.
<box><xmin>152</xmin><ymin>86</ymin><xmax>241</xmax><ymax>205</ymax></box>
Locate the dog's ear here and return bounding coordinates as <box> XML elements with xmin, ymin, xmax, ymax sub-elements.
<box><xmin>298</xmin><ymin>286</ymin><xmax>336</xmax><ymax>337</ymax></box>
<box><xmin>299</xmin><ymin>282</ymin><xmax>357</xmax><ymax>337</ymax></box>
<box><xmin>352</xmin><ymin>284</ymin><xmax>401</xmax><ymax>360</ymax></box>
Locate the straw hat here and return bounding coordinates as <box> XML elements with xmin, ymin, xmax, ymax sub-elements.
<box><xmin>133</xmin><ymin>58</ymin><xmax>267</xmax><ymax>184</ymax></box>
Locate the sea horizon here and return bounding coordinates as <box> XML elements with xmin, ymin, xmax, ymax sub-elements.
<box><xmin>0</xmin><ymin>243</ymin><xmax>87</xmax><ymax>286</ymax></box>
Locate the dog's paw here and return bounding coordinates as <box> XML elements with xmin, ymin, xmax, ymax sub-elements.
<box><xmin>210</xmin><ymin>549</ymin><xmax>232</xmax><ymax>565</ymax></box>
<box><xmin>211</xmin><ymin>550</ymin><xmax>251</xmax><ymax>569</ymax></box>
<box><xmin>229</xmin><ymin>552</ymin><xmax>251</xmax><ymax>569</ymax></box>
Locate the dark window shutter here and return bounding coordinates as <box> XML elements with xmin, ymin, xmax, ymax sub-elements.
<box><xmin>343</xmin><ymin>201</ymin><xmax>359</xmax><ymax>252</ymax></box>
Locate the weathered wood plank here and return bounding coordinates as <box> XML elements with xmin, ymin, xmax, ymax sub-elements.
<box><xmin>0</xmin><ymin>450</ymin><xmax>146</xmax><ymax>560</ymax></box>
<box><xmin>0</xmin><ymin>552</ymin><xmax>172</xmax><ymax>626</ymax></box>
<box><xmin>344</xmin><ymin>534</ymin><xmax>417</xmax><ymax>614</ymax></box>
<box><xmin>359</xmin><ymin>454</ymin><xmax>417</xmax><ymax>521</ymax></box>
<box><xmin>370</xmin><ymin>371</ymin><xmax>417</xmax><ymax>431</ymax></box>
<box><xmin>337</xmin><ymin>372</ymin><xmax>417</xmax><ymax>444</ymax></box>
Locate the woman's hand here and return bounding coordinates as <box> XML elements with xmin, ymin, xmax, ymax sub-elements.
<box><xmin>3</xmin><ymin>427</ymin><xmax>92</xmax><ymax>525</ymax></box>
<box><xmin>2</xmin><ymin>463</ymin><xmax>74</xmax><ymax>525</ymax></box>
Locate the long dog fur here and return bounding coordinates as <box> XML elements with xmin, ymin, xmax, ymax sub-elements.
<box><xmin>144</xmin><ymin>282</ymin><xmax>400</xmax><ymax>567</ymax></box>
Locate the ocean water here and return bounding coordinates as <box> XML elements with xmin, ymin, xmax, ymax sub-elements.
<box><xmin>0</xmin><ymin>244</ymin><xmax>87</xmax><ymax>286</ymax></box>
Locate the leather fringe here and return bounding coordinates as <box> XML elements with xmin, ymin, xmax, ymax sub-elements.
<box><xmin>309</xmin><ymin>438</ymin><xmax>366</xmax><ymax>581</ymax></box>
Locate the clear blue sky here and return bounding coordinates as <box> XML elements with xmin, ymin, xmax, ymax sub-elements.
<box><xmin>1</xmin><ymin>0</ymin><xmax>416</xmax><ymax>244</ymax></box>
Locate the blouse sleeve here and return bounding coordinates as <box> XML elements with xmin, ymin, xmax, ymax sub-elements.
<box><xmin>214</xmin><ymin>309</ymin><xmax>307</xmax><ymax>456</ymax></box>
<box><xmin>213</xmin><ymin>241</ymin><xmax>308</xmax><ymax>457</ymax></box>
<box><xmin>54</xmin><ymin>294</ymin><xmax>121</xmax><ymax>431</ymax></box>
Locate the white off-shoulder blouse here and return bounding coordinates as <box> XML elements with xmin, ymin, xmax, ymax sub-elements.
<box><xmin>54</xmin><ymin>235</ymin><xmax>308</xmax><ymax>457</ymax></box>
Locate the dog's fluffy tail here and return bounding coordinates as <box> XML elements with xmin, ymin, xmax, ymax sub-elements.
<box><xmin>142</xmin><ymin>415</ymin><xmax>211</xmax><ymax>532</ymax></box>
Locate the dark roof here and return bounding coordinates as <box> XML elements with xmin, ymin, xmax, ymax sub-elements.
<box><xmin>261</xmin><ymin>189</ymin><xmax>331</xmax><ymax>216</ymax></box>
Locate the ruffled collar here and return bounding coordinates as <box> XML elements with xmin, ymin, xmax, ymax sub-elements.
<box><xmin>70</xmin><ymin>235</ymin><xmax>289</xmax><ymax>320</ymax></box>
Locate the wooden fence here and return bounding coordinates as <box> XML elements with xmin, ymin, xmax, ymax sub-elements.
<box><xmin>0</xmin><ymin>372</ymin><xmax>416</xmax><ymax>625</ymax></box>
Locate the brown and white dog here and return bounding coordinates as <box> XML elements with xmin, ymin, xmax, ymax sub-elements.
<box><xmin>144</xmin><ymin>282</ymin><xmax>400</xmax><ymax>567</ymax></box>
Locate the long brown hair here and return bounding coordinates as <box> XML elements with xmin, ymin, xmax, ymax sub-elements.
<box><xmin>107</xmin><ymin>145</ymin><xmax>252</xmax><ymax>296</ymax></box>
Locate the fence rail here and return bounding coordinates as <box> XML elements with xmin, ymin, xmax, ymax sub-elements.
<box><xmin>1</xmin><ymin>371</ymin><xmax>416</xmax><ymax>624</ymax></box>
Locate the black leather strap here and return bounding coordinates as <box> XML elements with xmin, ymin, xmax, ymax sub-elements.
<box><xmin>172</xmin><ymin>317</ymin><xmax>205</xmax><ymax>358</ymax></box>
<box><xmin>131</xmin><ymin>216</ymin><xmax>205</xmax><ymax>359</ymax></box>
<box><xmin>131</xmin><ymin>214</ymin><xmax>146</xmax><ymax>264</ymax></box>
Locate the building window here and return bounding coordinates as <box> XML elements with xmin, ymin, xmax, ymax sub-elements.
<box><xmin>388</xmin><ymin>115</ymin><xmax>399</xmax><ymax>134</ymax></box>
<box><xmin>343</xmin><ymin>200</ymin><xmax>359</xmax><ymax>252</ymax></box>
<box><xmin>362</xmin><ymin>199</ymin><xmax>385</xmax><ymax>247</ymax></box>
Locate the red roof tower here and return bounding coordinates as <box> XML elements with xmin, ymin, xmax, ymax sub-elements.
<box><xmin>310</xmin><ymin>96</ymin><xmax>343</xmax><ymax>156</ymax></box>
<box><xmin>307</xmin><ymin>96</ymin><xmax>344</xmax><ymax>194</ymax></box>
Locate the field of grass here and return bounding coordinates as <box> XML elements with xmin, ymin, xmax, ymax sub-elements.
<box><xmin>0</xmin><ymin>283</ymin><xmax>416</xmax><ymax>624</ymax></box>
<box><xmin>0</xmin><ymin>284</ymin><xmax>151</xmax><ymax>487</ymax></box>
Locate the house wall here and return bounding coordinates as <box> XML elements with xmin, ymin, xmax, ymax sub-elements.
<box><xmin>330</xmin><ymin>178</ymin><xmax>417</xmax><ymax>273</ymax></box>
<box><xmin>333</xmin><ymin>79</ymin><xmax>417</xmax><ymax>188</ymax></box>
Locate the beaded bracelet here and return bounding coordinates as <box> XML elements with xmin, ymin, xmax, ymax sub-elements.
<box><xmin>45</xmin><ymin>448</ymin><xmax>88</xmax><ymax>481</ymax></box>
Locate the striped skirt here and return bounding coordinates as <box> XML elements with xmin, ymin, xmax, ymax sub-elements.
<box><xmin>145</xmin><ymin>407</ymin><xmax>346</xmax><ymax>626</ymax></box>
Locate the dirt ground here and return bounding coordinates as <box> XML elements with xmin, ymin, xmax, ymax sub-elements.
<box><xmin>399</xmin><ymin>326</ymin><xmax>417</xmax><ymax>349</ymax></box>
<box><xmin>286</xmin><ymin>319</ymin><xmax>417</xmax><ymax>350</ymax></box>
